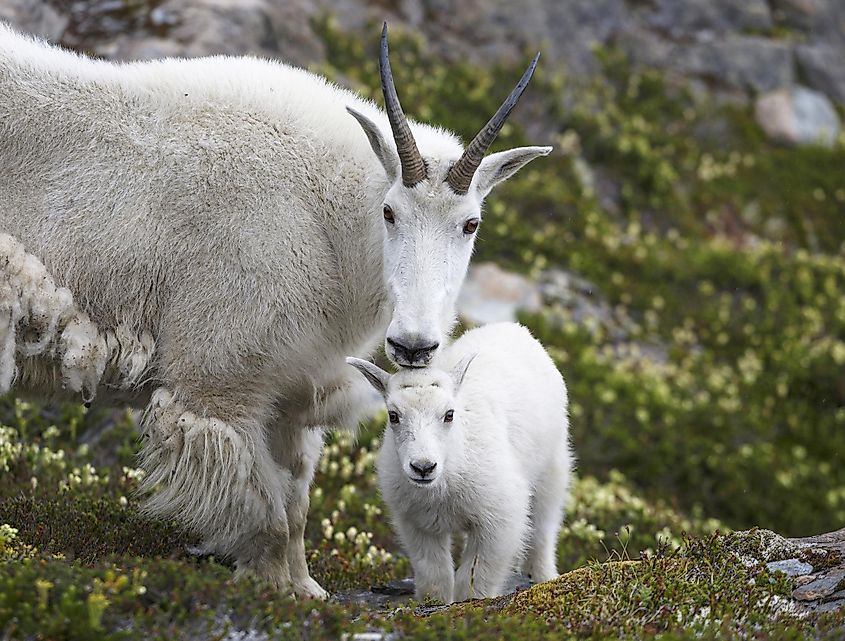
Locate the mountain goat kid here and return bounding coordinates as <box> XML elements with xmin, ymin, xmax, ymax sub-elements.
<box><xmin>347</xmin><ymin>323</ymin><xmax>573</xmax><ymax>603</ymax></box>
<box><xmin>0</xmin><ymin>22</ymin><xmax>552</xmax><ymax>598</ymax></box>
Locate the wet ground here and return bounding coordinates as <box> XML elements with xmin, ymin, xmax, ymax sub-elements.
<box><xmin>332</xmin><ymin>574</ymin><xmax>535</xmax><ymax>612</ymax></box>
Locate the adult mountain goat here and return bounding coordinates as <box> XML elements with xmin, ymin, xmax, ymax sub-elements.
<box><xmin>0</xmin><ymin>22</ymin><xmax>551</xmax><ymax>597</ymax></box>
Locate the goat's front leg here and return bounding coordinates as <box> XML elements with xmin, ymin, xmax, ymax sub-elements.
<box><xmin>269</xmin><ymin>424</ymin><xmax>328</xmax><ymax>600</ymax></box>
<box><xmin>395</xmin><ymin>517</ymin><xmax>454</xmax><ymax>604</ymax></box>
<box><xmin>138</xmin><ymin>387</ymin><xmax>294</xmax><ymax>592</ymax></box>
<box><xmin>454</xmin><ymin>514</ymin><xmax>527</xmax><ymax>602</ymax></box>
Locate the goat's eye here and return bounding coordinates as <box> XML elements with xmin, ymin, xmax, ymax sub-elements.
<box><xmin>383</xmin><ymin>204</ymin><xmax>395</xmax><ymax>224</ymax></box>
<box><xmin>463</xmin><ymin>218</ymin><xmax>479</xmax><ymax>235</ymax></box>
<box><xmin>444</xmin><ymin>410</ymin><xmax>454</xmax><ymax>423</ymax></box>
<box><xmin>388</xmin><ymin>411</ymin><xmax>400</xmax><ymax>424</ymax></box>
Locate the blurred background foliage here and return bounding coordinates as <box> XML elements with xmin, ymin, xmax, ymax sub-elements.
<box><xmin>312</xmin><ymin>17</ymin><xmax>845</xmax><ymax>537</ymax></box>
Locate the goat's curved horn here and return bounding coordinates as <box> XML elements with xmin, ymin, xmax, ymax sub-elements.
<box><xmin>446</xmin><ymin>53</ymin><xmax>541</xmax><ymax>195</ymax></box>
<box><xmin>380</xmin><ymin>23</ymin><xmax>427</xmax><ymax>187</ymax></box>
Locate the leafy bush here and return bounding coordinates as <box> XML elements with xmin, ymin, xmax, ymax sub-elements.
<box><xmin>313</xmin><ymin>18</ymin><xmax>845</xmax><ymax>536</ymax></box>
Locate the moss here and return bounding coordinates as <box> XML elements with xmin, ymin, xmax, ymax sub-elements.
<box><xmin>502</xmin><ymin>535</ymin><xmax>794</xmax><ymax>636</ymax></box>
<box><xmin>0</xmin><ymin>401</ymin><xmax>836</xmax><ymax>640</ymax></box>
<box><xmin>386</xmin><ymin>536</ymin><xmax>843</xmax><ymax>641</ymax></box>
<box><xmin>0</xmin><ymin>554</ymin><xmax>363</xmax><ymax>640</ymax></box>
<box><xmin>0</xmin><ymin>496</ymin><xmax>190</xmax><ymax>563</ymax></box>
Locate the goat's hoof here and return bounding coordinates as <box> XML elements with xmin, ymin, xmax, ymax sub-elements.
<box><xmin>293</xmin><ymin>576</ymin><xmax>329</xmax><ymax>600</ymax></box>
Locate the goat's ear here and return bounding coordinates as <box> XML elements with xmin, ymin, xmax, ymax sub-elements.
<box><xmin>346</xmin><ymin>357</ymin><xmax>391</xmax><ymax>397</ymax></box>
<box><xmin>473</xmin><ymin>146</ymin><xmax>552</xmax><ymax>197</ymax></box>
<box><xmin>347</xmin><ymin>107</ymin><xmax>399</xmax><ymax>182</ymax></box>
<box><xmin>451</xmin><ymin>353</ymin><xmax>477</xmax><ymax>391</ymax></box>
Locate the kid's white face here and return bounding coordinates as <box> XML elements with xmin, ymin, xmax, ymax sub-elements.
<box><xmin>346</xmin><ymin>349</ymin><xmax>477</xmax><ymax>488</ymax></box>
<box><xmin>384</xmin><ymin>381</ymin><xmax>462</xmax><ymax>487</ymax></box>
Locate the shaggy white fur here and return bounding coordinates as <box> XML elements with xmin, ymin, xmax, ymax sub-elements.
<box><xmin>0</xmin><ymin>22</ymin><xmax>551</xmax><ymax>598</ymax></box>
<box><xmin>0</xmin><ymin>233</ymin><xmax>154</xmax><ymax>401</ymax></box>
<box><xmin>348</xmin><ymin>323</ymin><xmax>573</xmax><ymax>604</ymax></box>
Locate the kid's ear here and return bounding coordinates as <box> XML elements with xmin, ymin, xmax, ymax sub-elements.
<box><xmin>346</xmin><ymin>357</ymin><xmax>391</xmax><ymax>397</ymax></box>
<box><xmin>473</xmin><ymin>146</ymin><xmax>552</xmax><ymax>197</ymax></box>
<box><xmin>347</xmin><ymin>106</ymin><xmax>399</xmax><ymax>183</ymax></box>
<box><xmin>451</xmin><ymin>353</ymin><xmax>477</xmax><ymax>391</ymax></box>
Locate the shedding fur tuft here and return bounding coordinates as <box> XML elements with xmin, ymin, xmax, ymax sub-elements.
<box><xmin>0</xmin><ymin>234</ymin><xmax>155</xmax><ymax>401</ymax></box>
<box><xmin>138</xmin><ymin>388</ymin><xmax>287</xmax><ymax>557</ymax></box>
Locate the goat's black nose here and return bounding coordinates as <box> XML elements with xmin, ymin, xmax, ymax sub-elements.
<box><xmin>387</xmin><ymin>337</ymin><xmax>440</xmax><ymax>366</ymax></box>
<box><xmin>410</xmin><ymin>460</ymin><xmax>437</xmax><ymax>477</ymax></box>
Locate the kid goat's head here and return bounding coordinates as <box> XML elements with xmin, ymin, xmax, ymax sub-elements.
<box><xmin>348</xmin><ymin>24</ymin><xmax>551</xmax><ymax>368</ymax></box>
<box><xmin>346</xmin><ymin>355</ymin><xmax>476</xmax><ymax>487</ymax></box>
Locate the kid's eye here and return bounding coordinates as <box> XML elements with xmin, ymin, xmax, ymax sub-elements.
<box><xmin>383</xmin><ymin>204</ymin><xmax>395</xmax><ymax>223</ymax></box>
<box><xmin>444</xmin><ymin>410</ymin><xmax>454</xmax><ymax>423</ymax></box>
<box><xmin>388</xmin><ymin>411</ymin><xmax>400</xmax><ymax>424</ymax></box>
<box><xmin>462</xmin><ymin>218</ymin><xmax>479</xmax><ymax>235</ymax></box>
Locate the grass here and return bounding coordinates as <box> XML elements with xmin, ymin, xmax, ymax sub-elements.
<box><xmin>0</xmin><ymin>395</ymin><xmax>837</xmax><ymax>640</ymax></box>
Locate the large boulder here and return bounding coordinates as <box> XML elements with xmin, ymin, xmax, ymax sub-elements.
<box><xmin>796</xmin><ymin>44</ymin><xmax>845</xmax><ymax>106</ymax></box>
<box><xmin>754</xmin><ymin>86</ymin><xmax>841</xmax><ymax>147</ymax></box>
<box><xmin>457</xmin><ymin>263</ymin><xmax>542</xmax><ymax>326</ymax></box>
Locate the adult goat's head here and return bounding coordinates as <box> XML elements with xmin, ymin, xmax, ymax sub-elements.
<box><xmin>348</xmin><ymin>23</ymin><xmax>551</xmax><ymax>368</ymax></box>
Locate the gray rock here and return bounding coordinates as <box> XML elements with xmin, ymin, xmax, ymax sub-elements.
<box><xmin>796</xmin><ymin>43</ymin><xmax>845</xmax><ymax>105</ymax></box>
<box><xmin>754</xmin><ymin>86</ymin><xmax>841</xmax><ymax>147</ymax></box>
<box><xmin>770</xmin><ymin>0</ymin><xmax>825</xmax><ymax>31</ymax></box>
<box><xmin>155</xmin><ymin>0</ymin><xmax>323</xmax><ymax>66</ymax></box>
<box><xmin>619</xmin><ymin>31</ymin><xmax>793</xmax><ymax>94</ymax></box>
<box><xmin>676</xmin><ymin>36</ymin><xmax>794</xmax><ymax>93</ymax></box>
<box><xmin>766</xmin><ymin>558</ymin><xmax>814</xmax><ymax>577</ymax></box>
<box><xmin>0</xmin><ymin>0</ymin><xmax>67</xmax><ymax>42</ymax></box>
<box><xmin>457</xmin><ymin>263</ymin><xmax>542</xmax><ymax>326</ymax></box>
<box><xmin>639</xmin><ymin>0</ymin><xmax>773</xmax><ymax>38</ymax></box>
<box><xmin>321</xmin><ymin>0</ymin><xmax>629</xmax><ymax>75</ymax></box>
<box><xmin>539</xmin><ymin>269</ymin><xmax>637</xmax><ymax>341</ymax></box>
<box><xmin>792</xmin><ymin>569</ymin><xmax>845</xmax><ymax>601</ymax></box>
<box><xmin>30</xmin><ymin>0</ymin><xmax>324</xmax><ymax>66</ymax></box>
<box><xmin>735</xmin><ymin>527</ymin><xmax>845</xmax><ymax>615</ymax></box>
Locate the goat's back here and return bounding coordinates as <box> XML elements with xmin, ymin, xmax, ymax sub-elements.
<box><xmin>445</xmin><ymin>322</ymin><xmax>569</xmax><ymax>478</ymax></box>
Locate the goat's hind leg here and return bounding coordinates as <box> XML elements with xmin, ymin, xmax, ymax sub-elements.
<box><xmin>524</xmin><ymin>458</ymin><xmax>570</xmax><ymax>583</ymax></box>
<box><xmin>139</xmin><ymin>388</ymin><xmax>294</xmax><ymax>591</ymax></box>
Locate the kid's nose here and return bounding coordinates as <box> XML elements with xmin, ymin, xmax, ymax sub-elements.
<box><xmin>410</xmin><ymin>460</ymin><xmax>437</xmax><ymax>477</ymax></box>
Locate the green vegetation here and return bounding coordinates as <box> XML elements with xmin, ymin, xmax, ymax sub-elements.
<box><xmin>2</xmin><ymin>16</ymin><xmax>844</xmax><ymax>640</ymax></box>
<box><xmin>314</xmin><ymin>17</ymin><xmax>845</xmax><ymax>537</ymax></box>
<box><xmin>2</xmin><ymin>398</ymin><xmax>840</xmax><ymax>639</ymax></box>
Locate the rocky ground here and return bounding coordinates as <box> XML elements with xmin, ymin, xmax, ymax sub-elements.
<box><xmin>1</xmin><ymin>1</ymin><xmax>844</xmax><ymax>639</ymax></box>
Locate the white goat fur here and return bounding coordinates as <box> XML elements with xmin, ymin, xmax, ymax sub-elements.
<box><xmin>348</xmin><ymin>323</ymin><xmax>573</xmax><ymax>603</ymax></box>
<box><xmin>0</xmin><ymin>23</ymin><xmax>552</xmax><ymax>598</ymax></box>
